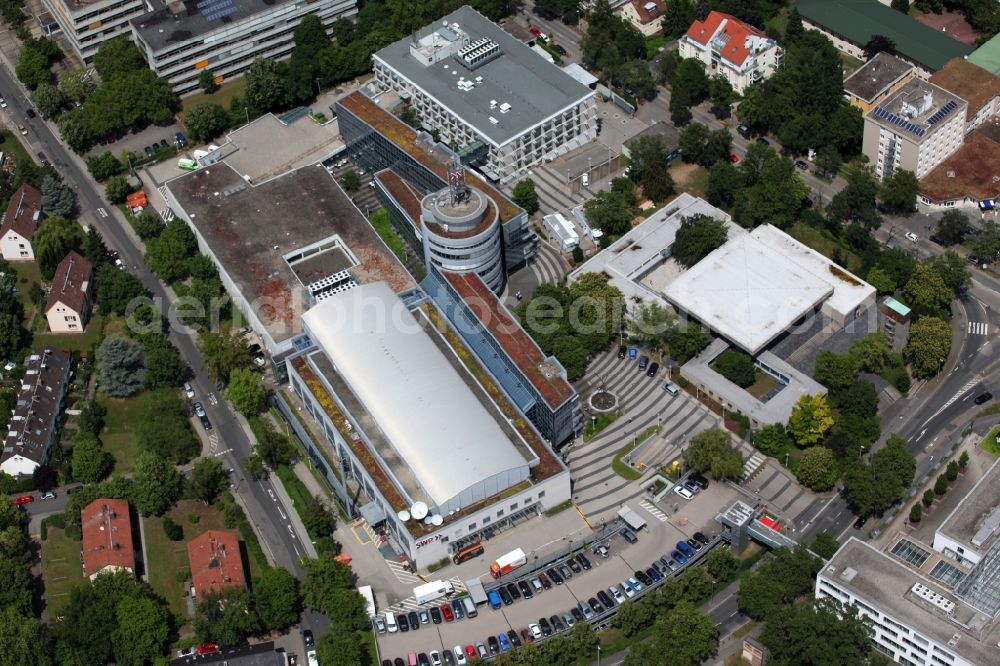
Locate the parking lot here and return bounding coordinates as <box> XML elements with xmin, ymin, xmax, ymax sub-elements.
<box><xmin>374</xmin><ymin>513</ymin><xmax>722</xmax><ymax>662</ymax></box>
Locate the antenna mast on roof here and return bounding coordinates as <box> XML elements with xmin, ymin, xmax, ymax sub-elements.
<box><xmin>447</xmin><ymin>154</ymin><xmax>469</xmax><ymax>206</ymax></box>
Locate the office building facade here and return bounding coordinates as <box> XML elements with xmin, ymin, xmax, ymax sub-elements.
<box><xmin>42</xmin><ymin>0</ymin><xmax>147</xmax><ymax>61</ymax></box>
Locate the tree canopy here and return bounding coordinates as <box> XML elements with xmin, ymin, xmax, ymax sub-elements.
<box><xmin>671</xmin><ymin>215</ymin><xmax>728</xmax><ymax>267</ymax></box>
<box><xmin>96</xmin><ymin>335</ymin><xmax>146</xmax><ymax>397</ymax></box>
<box><xmin>683</xmin><ymin>428</ymin><xmax>744</xmax><ymax>480</ymax></box>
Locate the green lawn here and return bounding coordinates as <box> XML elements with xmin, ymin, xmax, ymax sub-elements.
<box><xmin>840</xmin><ymin>52</ymin><xmax>864</xmax><ymax>76</ymax></box>
<box><xmin>143</xmin><ymin>499</ymin><xmax>262</xmax><ymax>625</ymax></box>
<box><xmin>644</xmin><ymin>35</ymin><xmax>669</xmax><ymax>59</ymax></box>
<box><xmin>613</xmin><ymin>426</ymin><xmax>661</xmax><ymax>480</ymax></box>
<box><xmin>981</xmin><ymin>426</ymin><xmax>1000</xmax><ymax>457</ymax></box>
<box><xmin>368</xmin><ymin>210</ymin><xmax>407</xmax><ymax>263</ymax></box>
<box><xmin>40</xmin><ymin>527</ymin><xmax>86</xmax><ymax>615</ymax></box>
<box><xmin>746</xmin><ymin>369</ymin><xmax>780</xmax><ymax>400</ymax></box>
<box><xmin>0</xmin><ymin>129</ymin><xmax>31</xmax><ymax>164</ymax></box>
<box><xmin>788</xmin><ymin>222</ymin><xmax>864</xmax><ymax>274</ymax></box>
<box><xmin>34</xmin><ymin>313</ymin><xmax>106</xmax><ymax>353</ymax></box>
<box><xmin>10</xmin><ymin>261</ymin><xmax>42</xmax><ymax>328</ymax></box>
<box><xmin>583</xmin><ymin>412</ymin><xmax>620</xmax><ymax>443</ymax></box>
<box><xmin>98</xmin><ymin>394</ymin><xmax>145</xmax><ymax>475</ymax></box>
<box><xmin>180</xmin><ymin>77</ymin><xmax>248</xmax><ymax>121</ymax></box>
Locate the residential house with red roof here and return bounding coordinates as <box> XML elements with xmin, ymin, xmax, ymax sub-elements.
<box><xmin>617</xmin><ymin>0</ymin><xmax>666</xmax><ymax>38</ymax></box>
<box><xmin>81</xmin><ymin>498</ymin><xmax>136</xmax><ymax>580</ymax></box>
<box><xmin>187</xmin><ymin>530</ymin><xmax>247</xmax><ymax>602</ymax></box>
<box><xmin>678</xmin><ymin>11</ymin><xmax>782</xmax><ymax>94</ymax></box>
<box><xmin>45</xmin><ymin>251</ymin><xmax>93</xmax><ymax>334</ymax></box>
<box><xmin>0</xmin><ymin>184</ymin><xmax>43</xmax><ymax>261</ymax></box>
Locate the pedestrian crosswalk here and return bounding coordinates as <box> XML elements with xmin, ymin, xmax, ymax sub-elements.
<box><xmin>385</xmin><ymin>558</ymin><xmax>421</xmax><ymax>585</ymax></box>
<box><xmin>940</xmin><ymin>376</ymin><xmax>982</xmax><ymax>411</ymax></box>
<box><xmin>638</xmin><ymin>499</ymin><xmax>669</xmax><ymax>522</ymax></box>
<box><xmin>969</xmin><ymin>321</ymin><xmax>989</xmax><ymax>336</ymax></box>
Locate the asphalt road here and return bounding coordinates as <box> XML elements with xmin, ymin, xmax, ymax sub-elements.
<box><xmin>0</xmin><ymin>60</ymin><xmax>328</xmax><ymax>639</ymax></box>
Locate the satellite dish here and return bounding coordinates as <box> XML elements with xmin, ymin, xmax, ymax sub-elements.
<box><xmin>397</xmin><ymin>510</ymin><xmax>411</xmax><ymax>522</ymax></box>
<box><xmin>431</xmin><ymin>514</ymin><xmax>443</xmax><ymax>526</ymax></box>
<box><xmin>411</xmin><ymin>502</ymin><xmax>429</xmax><ymax>520</ymax></box>
<box><xmin>424</xmin><ymin>517</ymin><xmax>433</xmax><ymax>525</ymax></box>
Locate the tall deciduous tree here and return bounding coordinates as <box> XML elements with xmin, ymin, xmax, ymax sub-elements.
<box><xmin>33</xmin><ymin>216</ymin><xmax>85</xmax><ymax>279</ymax></box>
<box><xmin>41</xmin><ymin>176</ymin><xmax>77</xmax><ymax>217</ymax></box>
<box><xmin>194</xmin><ymin>587</ymin><xmax>261</xmax><ymax>646</ymax></box>
<box><xmin>254</xmin><ymin>566</ymin><xmax>302</xmax><ymax>631</ymax></box>
<box><xmin>71</xmin><ymin>432</ymin><xmax>113</xmax><ymax>483</ymax></box>
<box><xmin>131</xmin><ymin>451</ymin><xmax>181</xmax><ymax>516</ymax></box>
<box><xmin>112</xmin><ymin>595</ymin><xmax>171</xmax><ymax>666</ymax></box>
<box><xmin>198</xmin><ymin>331</ymin><xmax>253</xmax><ymax>383</ymax></box>
<box><xmin>935</xmin><ymin>209</ymin><xmax>970</xmax><ymax>244</ymax></box>
<box><xmin>670</xmin><ymin>215</ymin><xmax>728</xmax><ymax>267</ymax></box>
<box><xmin>96</xmin><ymin>335</ymin><xmax>146</xmax><ymax>397</ymax></box>
<box><xmin>796</xmin><ymin>446</ymin><xmax>839</xmax><ymax>491</ymax></box>
<box><xmin>788</xmin><ymin>394</ymin><xmax>834</xmax><ymax>447</ymax></box>
<box><xmin>511</xmin><ymin>179</ymin><xmax>539</xmax><ymax>214</ymax></box>
<box><xmin>189</xmin><ymin>458</ymin><xmax>227</xmax><ymax>504</ymax></box>
<box><xmin>137</xmin><ymin>389</ymin><xmax>199</xmax><ymax>463</ymax></box>
<box><xmin>879</xmin><ymin>169</ymin><xmax>919</xmax><ymax>212</ymax></box>
<box><xmin>225</xmin><ymin>367</ymin><xmax>266</xmax><ymax>416</ymax></box>
<box><xmin>683</xmin><ymin>428</ymin><xmax>744</xmax><ymax>480</ymax></box>
<box><xmin>186</xmin><ymin>102</ymin><xmax>230</xmax><ymax>142</ymax></box>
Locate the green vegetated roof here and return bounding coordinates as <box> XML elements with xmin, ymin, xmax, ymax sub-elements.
<box><xmin>968</xmin><ymin>33</ymin><xmax>1000</xmax><ymax>76</ymax></box>
<box><xmin>797</xmin><ymin>0</ymin><xmax>974</xmax><ymax>72</ymax></box>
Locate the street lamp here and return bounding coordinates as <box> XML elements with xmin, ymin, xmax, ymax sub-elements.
<box><xmin>597</xmin><ymin>646</ymin><xmax>601</xmax><ymax>666</ymax></box>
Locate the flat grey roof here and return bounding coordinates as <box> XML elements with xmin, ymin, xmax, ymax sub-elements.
<box><xmin>133</xmin><ymin>0</ymin><xmax>297</xmax><ymax>52</ymax></box>
<box><xmin>373</xmin><ymin>5</ymin><xmax>594</xmax><ymax>147</ymax></box>
<box><xmin>820</xmin><ymin>538</ymin><xmax>1000</xmax><ymax>665</ymax></box>
<box><xmin>568</xmin><ymin>193</ymin><xmax>733</xmax><ymax>308</ymax></box>
<box><xmin>866</xmin><ymin>77</ymin><xmax>968</xmax><ymax>144</ymax></box>
<box><xmin>166</xmin><ymin>164</ymin><xmax>414</xmax><ymax>345</ymax></box>
<box><xmin>681</xmin><ymin>339</ymin><xmax>826</xmax><ymax>425</ymax></box>
<box><xmin>302</xmin><ymin>282</ymin><xmax>530</xmax><ymax>509</ymax></box>
<box><xmin>843</xmin><ymin>52</ymin><xmax>914</xmax><ymax>103</ymax></box>
<box><xmin>938</xmin><ymin>458</ymin><xmax>1000</xmax><ymax>553</ymax></box>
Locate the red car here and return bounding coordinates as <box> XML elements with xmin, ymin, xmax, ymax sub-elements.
<box><xmin>529</xmin><ymin>26</ymin><xmax>541</xmax><ymax>36</ymax></box>
<box><xmin>12</xmin><ymin>495</ymin><xmax>33</xmax><ymax>506</ymax></box>
<box><xmin>465</xmin><ymin>645</ymin><xmax>477</xmax><ymax>659</ymax></box>
<box><xmin>197</xmin><ymin>643</ymin><xmax>218</xmax><ymax>655</ymax></box>
<box><xmin>728</xmin><ymin>151</ymin><xmax>740</xmax><ymax>164</ymax></box>
<box><xmin>440</xmin><ymin>603</ymin><xmax>454</xmax><ymax>622</ymax></box>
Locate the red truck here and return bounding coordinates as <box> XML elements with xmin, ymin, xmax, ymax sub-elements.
<box><xmin>490</xmin><ymin>548</ymin><xmax>527</xmax><ymax>578</ymax></box>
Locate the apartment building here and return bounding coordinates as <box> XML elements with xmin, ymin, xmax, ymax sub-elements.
<box><xmin>0</xmin><ymin>184</ymin><xmax>43</xmax><ymax>262</ymax></box>
<box><xmin>42</xmin><ymin>0</ymin><xmax>148</xmax><ymax>61</ymax></box>
<box><xmin>678</xmin><ymin>11</ymin><xmax>782</xmax><ymax>94</ymax></box>
<box><xmin>843</xmin><ymin>52</ymin><xmax>915</xmax><ymax>114</ymax></box>
<box><xmin>862</xmin><ymin>78</ymin><xmax>966</xmax><ymax>180</ymax></box>
<box><xmin>371</xmin><ymin>5</ymin><xmax>597</xmax><ymax>184</ymax></box>
<box><xmin>616</xmin><ymin>0</ymin><xmax>665</xmax><ymax>38</ymax></box>
<box><xmin>45</xmin><ymin>251</ymin><xmax>94</xmax><ymax>334</ymax></box>
<box><xmin>928</xmin><ymin>58</ymin><xmax>1000</xmax><ymax>133</ymax></box>
<box><xmin>130</xmin><ymin>0</ymin><xmax>358</xmax><ymax>95</ymax></box>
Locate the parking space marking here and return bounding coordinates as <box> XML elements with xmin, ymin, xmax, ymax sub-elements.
<box><xmin>97</xmin><ymin>207</ymin><xmax>108</xmax><ymax>218</ymax></box>
<box><xmin>638</xmin><ymin>499</ymin><xmax>669</xmax><ymax>522</ymax></box>
<box><xmin>208</xmin><ymin>393</ymin><xmax>218</xmax><ymax>406</ymax></box>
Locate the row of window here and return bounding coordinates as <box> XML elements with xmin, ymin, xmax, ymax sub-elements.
<box><xmin>466</xmin><ymin>493</ymin><xmax>544</xmax><ymax>531</ymax></box>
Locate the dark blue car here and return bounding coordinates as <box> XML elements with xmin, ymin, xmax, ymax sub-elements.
<box><xmin>677</xmin><ymin>540</ymin><xmax>695</xmax><ymax>559</ymax></box>
<box><xmin>672</xmin><ymin>549</ymin><xmax>687</xmax><ymax>565</ymax></box>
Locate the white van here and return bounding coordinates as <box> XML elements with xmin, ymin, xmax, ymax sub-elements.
<box><xmin>461</xmin><ymin>596</ymin><xmax>478</xmax><ymax>618</ymax></box>
<box><xmin>581</xmin><ymin>172</ymin><xmax>589</xmax><ymax>187</ymax></box>
<box><xmin>384</xmin><ymin>611</ymin><xmax>398</xmax><ymax>633</ymax></box>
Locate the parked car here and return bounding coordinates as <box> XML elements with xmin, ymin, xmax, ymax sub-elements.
<box><xmin>566</xmin><ymin>558</ymin><xmax>581</xmax><ymax>574</ymax></box>
<box><xmin>529</xmin><ymin>623</ymin><xmax>543</xmax><ymax>640</ymax></box>
<box><xmin>398</xmin><ymin>613</ymin><xmax>409</xmax><ymax>632</ymax></box>
<box><xmin>518</xmin><ymin>580</ymin><xmax>533</xmax><ymax>598</ymax></box>
<box><xmin>672</xmin><ymin>549</ymin><xmax>688</xmax><ymax>565</ymax></box>
<box><xmin>538</xmin><ymin>617</ymin><xmax>552</xmax><ymax>636</ymax></box>
<box><xmin>677</xmin><ymin>541</ymin><xmax>695</xmax><ymax>558</ymax></box>
<box><xmin>635</xmin><ymin>570</ymin><xmax>652</xmax><ymax>586</ymax></box>
<box><xmin>199</xmin><ymin>414</ymin><xmax>212</xmax><ymax>431</ymax></box>
<box><xmin>407</xmin><ymin>611</ymin><xmax>420</xmax><ymax>630</ymax></box>
<box><xmin>974</xmin><ymin>392</ymin><xmax>993</xmax><ymax>405</ymax></box>
<box><xmin>36</xmin><ymin>152</ymin><xmax>49</xmax><ymax>166</ymax></box>
<box><xmin>375</xmin><ymin>615</ymin><xmax>386</xmax><ymax>633</ymax></box>
<box><xmin>618</xmin><ymin>345</ymin><xmax>627</xmax><ymax>359</ymax></box>
<box><xmin>627</xmin><ymin>576</ymin><xmax>643</xmax><ymax>592</ymax></box>
<box><xmin>547</xmin><ymin>567</ymin><xmax>563</xmax><ymax>585</ymax></box>
<box><xmin>144</xmin><ymin>145</ymin><xmax>154</xmax><ymax>157</ymax></box>
<box><xmin>554</xmin><ymin>44</ymin><xmax>567</xmax><ymax>55</ymax></box>
<box><xmin>487</xmin><ymin>590</ymin><xmax>502</xmax><ymax>610</ymax></box>
<box><xmin>184</xmin><ymin>382</ymin><xmax>195</xmax><ymax>399</ymax></box>
<box><xmin>521</xmin><ymin>628</ymin><xmax>534</xmax><ymax>644</ymax></box>
<box><xmin>441</xmin><ymin>603</ymin><xmax>454</xmax><ymax>622</ymax></box>
<box><xmin>621</xmin><ymin>528</ymin><xmax>638</xmax><ymax>544</ymax></box>
<box><xmin>694</xmin><ymin>531</ymin><xmax>711</xmax><ymax>546</ymax></box>
<box><xmin>578</xmin><ymin>601</ymin><xmax>594</xmax><ymax>620</ymax></box>
<box><xmin>430</xmin><ymin>606</ymin><xmax>442</xmax><ymax>624</ymax></box>
<box><xmin>588</xmin><ymin>597</ymin><xmax>604</xmax><ymax>614</ymax></box>
<box><xmin>508</xmin><ymin>629</ymin><xmax>521</xmax><ymax>648</ymax></box>
<box><xmin>661</xmin><ymin>556</ymin><xmax>678</xmax><ymax>572</ymax></box>
<box><xmin>795</xmin><ymin>160</ymin><xmax>809</xmax><ymax>170</ymax></box>
<box><xmin>682</xmin><ymin>480</ymin><xmax>700</xmax><ymax>495</ymax></box>
<box><xmin>0</xmin><ymin>96</ymin><xmax>6</xmax><ymax>108</ymax></box>
<box><xmin>728</xmin><ymin>151</ymin><xmax>740</xmax><ymax>164</ymax></box>
<box><xmin>645</xmin><ymin>566</ymin><xmax>661</xmax><ymax>582</ymax></box>
<box><xmin>621</xmin><ymin>580</ymin><xmax>636</xmax><ymax>598</ymax></box>
<box><xmin>497</xmin><ymin>586</ymin><xmax>513</xmax><ymax>606</ymax></box>
<box><xmin>674</xmin><ymin>485</ymin><xmax>694</xmax><ymax>500</ymax></box>
<box><xmin>905</xmin><ymin>232</ymin><xmax>918</xmax><ymax>242</ymax></box>
<box><xmin>550</xmin><ymin>614</ymin><xmax>565</xmax><ymax>632</ymax></box>
<box><xmin>609</xmin><ymin>585</ymin><xmax>625</xmax><ymax>605</ymax></box>
<box><xmin>597</xmin><ymin>590</ymin><xmax>613</xmax><ymax>609</ymax></box>
<box><xmin>537</xmin><ymin>572</ymin><xmax>552</xmax><ymax>589</ymax></box>
<box><xmin>576</xmin><ymin>553</ymin><xmax>592</xmax><ymax>570</ymax></box>
<box><xmin>497</xmin><ymin>633</ymin><xmax>511</xmax><ymax>651</ymax></box>
<box><xmin>175</xmin><ymin>131</ymin><xmax>188</xmax><ymax>147</ymax></box>
<box><xmin>563</xmin><ymin>611</ymin><xmax>575</xmax><ymax>628</ymax></box>
<box><xmin>476</xmin><ymin>644</ymin><xmax>487</xmax><ymax>658</ymax></box>
<box><xmin>646</xmin><ymin>362</ymin><xmax>659</xmax><ymax>378</ymax></box>
<box><xmin>193</xmin><ymin>401</ymin><xmax>206</xmax><ymax>417</ymax></box>
<box><xmin>197</xmin><ymin>643</ymin><xmax>218</xmax><ymax>655</ymax></box>
<box><xmin>25</xmin><ymin>108</ymin><xmax>36</xmax><ymax>118</ymax></box>
<box><xmin>689</xmin><ymin>472</ymin><xmax>710</xmax><ymax>490</ymax></box>
<box><xmin>506</xmin><ymin>582</ymin><xmax>521</xmax><ymax>600</ymax></box>
<box><xmin>570</xmin><ymin>606</ymin><xmax>585</xmax><ymax>623</ymax></box>
<box><xmin>559</xmin><ymin>564</ymin><xmax>574</xmax><ymax>580</ymax></box>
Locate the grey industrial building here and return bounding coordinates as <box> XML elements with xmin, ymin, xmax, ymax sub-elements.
<box><xmin>131</xmin><ymin>0</ymin><xmax>358</xmax><ymax>94</ymax></box>
<box><xmin>370</xmin><ymin>5</ymin><xmax>598</xmax><ymax>183</ymax></box>
<box><xmin>285</xmin><ymin>282</ymin><xmax>570</xmax><ymax>568</ymax></box>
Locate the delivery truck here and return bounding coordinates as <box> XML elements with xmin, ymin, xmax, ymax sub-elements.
<box><xmin>489</xmin><ymin>548</ymin><xmax>527</xmax><ymax>579</ymax></box>
<box><xmin>413</xmin><ymin>580</ymin><xmax>454</xmax><ymax>605</ymax></box>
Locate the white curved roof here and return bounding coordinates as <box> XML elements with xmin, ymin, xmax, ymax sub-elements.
<box><xmin>302</xmin><ymin>282</ymin><xmax>529</xmax><ymax>508</ymax></box>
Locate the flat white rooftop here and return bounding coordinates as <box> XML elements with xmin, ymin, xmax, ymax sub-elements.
<box><xmin>302</xmin><ymin>282</ymin><xmax>530</xmax><ymax>510</ymax></box>
<box><xmin>664</xmin><ymin>225</ymin><xmax>874</xmax><ymax>355</ymax></box>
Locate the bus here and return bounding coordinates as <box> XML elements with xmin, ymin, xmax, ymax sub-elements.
<box><xmin>177</xmin><ymin>158</ymin><xmax>198</xmax><ymax>171</ymax></box>
<box><xmin>452</xmin><ymin>542</ymin><xmax>484</xmax><ymax>565</ymax></box>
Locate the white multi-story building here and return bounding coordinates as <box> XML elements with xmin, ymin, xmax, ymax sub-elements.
<box><xmin>371</xmin><ymin>5</ymin><xmax>597</xmax><ymax>184</ymax></box>
<box><xmin>678</xmin><ymin>10</ymin><xmax>782</xmax><ymax>94</ymax></box>
<box><xmin>862</xmin><ymin>78</ymin><xmax>967</xmax><ymax>180</ymax></box>
<box><xmin>41</xmin><ymin>0</ymin><xmax>148</xmax><ymax>61</ymax></box>
<box><xmin>130</xmin><ymin>0</ymin><xmax>358</xmax><ymax>95</ymax></box>
<box><xmin>817</xmin><ymin>460</ymin><xmax>1000</xmax><ymax>666</ymax></box>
